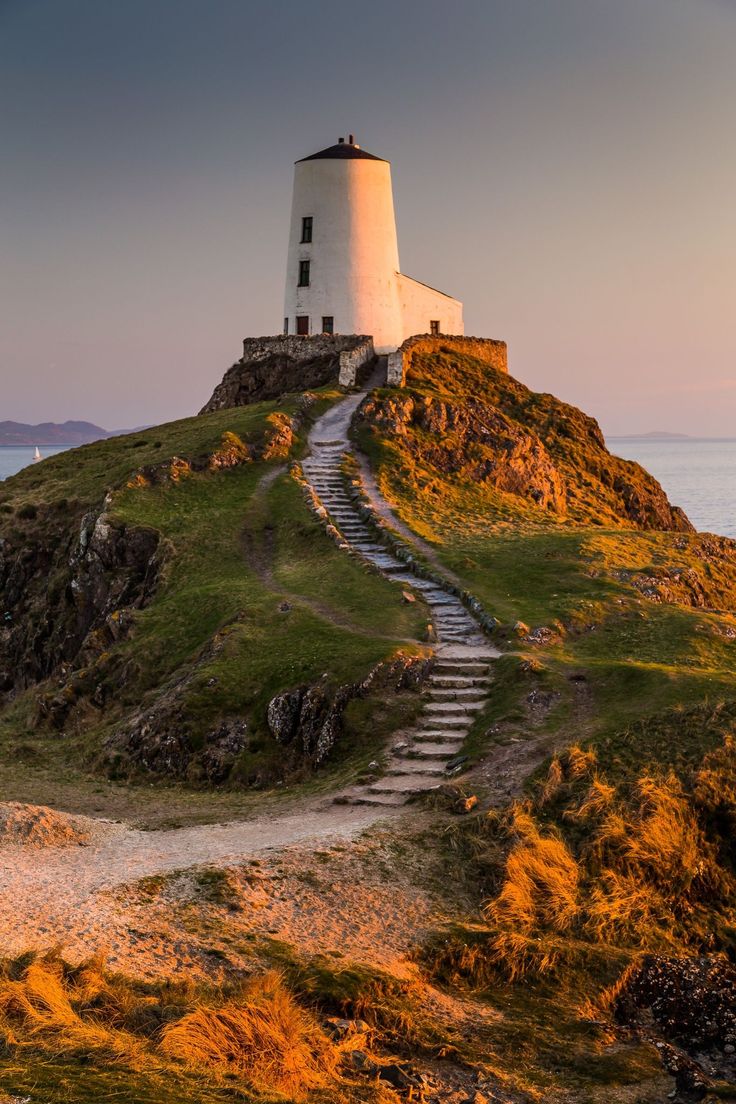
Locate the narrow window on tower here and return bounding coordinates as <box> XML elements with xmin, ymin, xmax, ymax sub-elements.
<box><xmin>298</xmin><ymin>259</ymin><xmax>310</xmax><ymax>287</ymax></box>
<box><xmin>322</xmin><ymin>316</ymin><xmax>334</xmax><ymax>334</ymax></box>
<box><xmin>296</xmin><ymin>315</ymin><xmax>309</xmax><ymax>335</ymax></box>
<box><xmin>301</xmin><ymin>216</ymin><xmax>313</xmax><ymax>243</ymax></box>
<box><xmin>430</xmin><ymin>320</ymin><xmax>440</xmax><ymax>335</ymax></box>
<box><xmin>283</xmin><ymin>318</ymin><xmax>289</xmax><ymax>335</ymax></box>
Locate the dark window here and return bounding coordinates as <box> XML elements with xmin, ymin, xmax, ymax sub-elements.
<box><xmin>298</xmin><ymin>259</ymin><xmax>310</xmax><ymax>287</ymax></box>
<box><xmin>322</xmin><ymin>316</ymin><xmax>334</xmax><ymax>334</ymax></box>
<box><xmin>283</xmin><ymin>317</ymin><xmax>289</xmax><ymax>335</ymax></box>
<box><xmin>296</xmin><ymin>315</ymin><xmax>309</xmax><ymax>335</ymax></box>
<box><xmin>430</xmin><ymin>320</ymin><xmax>440</xmax><ymax>335</ymax></box>
<box><xmin>301</xmin><ymin>216</ymin><xmax>313</xmax><ymax>243</ymax></box>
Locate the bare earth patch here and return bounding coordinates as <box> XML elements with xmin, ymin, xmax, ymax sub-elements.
<box><xmin>0</xmin><ymin>801</ymin><xmax>96</xmax><ymax>849</ymax></box>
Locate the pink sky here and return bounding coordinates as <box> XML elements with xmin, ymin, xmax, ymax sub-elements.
<box><xmin>1</xmin><ymin>0</ymin><xmax>734</xmax><ymax>435</ymax></box>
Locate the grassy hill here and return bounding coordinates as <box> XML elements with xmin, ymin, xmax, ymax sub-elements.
<box><xmin>353</xmin><ymin>346</ymin><xmax>736</xmax><ymax>1099</ymax></box>
<box><xmin>355</xmin><ymin>347</ymin><xmax>736</xmax><ymax>780</ymax></box>
<box><xmin>0</xmin><ymin>390</ymin><xmax>428</xmax><ymax>818</ymax></box>
<box><xmin>2</xmin><ymin>350</ymin><xmax>736</xmax><ymax>1102</ymax></box>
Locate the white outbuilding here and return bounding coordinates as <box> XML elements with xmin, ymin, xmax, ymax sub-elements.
<box><xmin>283</xmin><ymin>136</ymin><xmax>463</xmax><ymax>353</ymax></box>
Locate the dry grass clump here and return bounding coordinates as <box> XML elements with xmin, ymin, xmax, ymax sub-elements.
<box><xmin>485</xmin><ymin>807</ymin><xmax>578</xmax><ymax>933</ymax></box>
<box><xmin>160</xmin><ymin>970</ymin><xmax>337</xmax><ymax>1100</ymax></box>
<box><xmin>0</xmin><ymin>952</ymin><xmax>144</xmax><ymax>1063</ymax></box>
<box><xmin>425</xmin><ymin>738</ymin><xmax>736</xmax><ymax>986</ymax></box>
<box><xmin>0</xmin><ymin>951</ymin><xmax>348</xmax><ymax>1101</ymax></box>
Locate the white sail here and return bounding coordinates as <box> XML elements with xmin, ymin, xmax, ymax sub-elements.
<box><xmin>33</xmin><ymin>446</ymin><xmax>42</xmax><ymax>462</ymax></box>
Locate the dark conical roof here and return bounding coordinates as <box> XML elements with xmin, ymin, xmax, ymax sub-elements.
<box><xmin>297</xmin><ymin>138</ymin><xmax>386</xmax><ymax>163</ymax></box>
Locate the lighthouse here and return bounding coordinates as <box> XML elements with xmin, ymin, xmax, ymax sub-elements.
<box><xmin>283</xmin><ymin>136</ymin><xmax>463</xmax><ymax>353</ymax></box>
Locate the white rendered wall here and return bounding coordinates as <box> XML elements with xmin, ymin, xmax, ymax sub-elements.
<box><xmin>397</xmin><ymin>274</ymin><xmax>464</xmax><ymax>338</ymax></box>
<box><xmin>284</xmin><ymin>158</ymin><xmax>404</xmax><ymax>353</ymax></box>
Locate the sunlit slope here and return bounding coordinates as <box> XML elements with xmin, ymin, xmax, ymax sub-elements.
<box><xmin>356</xmin><ymin>348</ymin><xmax>736</xmax><ymax>775</ymax></box>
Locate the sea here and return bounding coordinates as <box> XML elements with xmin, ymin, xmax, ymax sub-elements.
<box><xmin>606</xmin><ymin>437</ymin><xmax>736</xmax><ymax>539</ymax></box>
<box><xmin>0</xmin><ymin>446</ymin><xmax>71</xmax><ymax>481</ymax></box>
<box><xmin>1</xmin><ymin>439</ymin><xmax>734</xmax><ymax>539</ymax></box>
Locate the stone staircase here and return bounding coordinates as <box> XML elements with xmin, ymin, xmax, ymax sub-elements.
<box><xmin>301</xmin><ymin>393</ymin><xmax>500</xmax><ymax>808</ymax></box>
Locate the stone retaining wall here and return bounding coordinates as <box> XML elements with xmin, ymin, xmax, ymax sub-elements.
<box><xmin>336</xmin><ymin>338</ymin><xmax>375</xmax><ymax>387</ymax></box>
<box><xmin>386</xmin><ymin>334</ymin><xmax>508</xmax><ymax>387</ymax></box>
<box><xmin>200</xmin><ymin>335</ymin><xmax>374</xmax><ymax>412</ymax></box>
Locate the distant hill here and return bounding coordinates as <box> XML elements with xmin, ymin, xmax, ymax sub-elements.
<box><xmin>608</xmin><ymin>430</ymin><xmax>692</xmax><ymax>440</ymax></box>
<box><xmin>0</xmin><ymin>421</ymin><xmax>151</xmax><ymax>446</ymax></box>
<box><xmin>0</xmin><ymin>420</ymin><xmax>111</xmax><ymax>446</ymax></box>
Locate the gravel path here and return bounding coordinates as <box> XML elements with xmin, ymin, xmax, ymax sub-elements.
<box><xmin>0</xmin><ymin>803</ymin><xmax>389</xmax><ymax>960</ymax></box>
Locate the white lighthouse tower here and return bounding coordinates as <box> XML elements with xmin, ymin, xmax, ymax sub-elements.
<box><xmin>283</xmin><ymin>136</ymin><xmax>463</xmax><ymax>353</ymax></box>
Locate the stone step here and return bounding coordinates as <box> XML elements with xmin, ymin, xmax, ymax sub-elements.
<box><xmin>367</xmin><ymin>775</ymin><xmax>442</xmax><ymax>794</ymax></box>
<box><xmin>337</xmin><ymin>791</ymin><xmax>408</xmax><ymax>808</ymax></box>
<box><xmin>428</xmin><ymin>688</ymin><xmax>487</xmax><ymax>702</ymax></box>
<box><xmin>404</xmin><ymin>743</ymin><xmax>465</xmax><ymax>760</ymax></box>
<box><xmin>386</xmin><ymin>760</ymin><xmax>446</xmax><ymax>777</ymax></box>
<box><xmin>421</xmin><ymin>717</ymin><xmax>475</xmax><ymax>733</ymax></box>
<box><xmin>412</xmin><ymin>729</ymin><xmax>467</xmax><ymax>744</ymax></box>
<box><xmin>433</xmin><ymin>662</ymin><xmax>492</xmax><ymax>675</ymax></box>
<box><xmin>426</xmin><ymin>700</ymin><xmax>485</xmax><ymax>716</ymax></box>
<box><xmin>430</xmin><ymin>674</ymin><xmax>492</xmax><ymax>688</ymax></box>
<box><xmin>436</xmin><ymin>649</ymin><xmax>499</xmax><ymax>663</ymax></box>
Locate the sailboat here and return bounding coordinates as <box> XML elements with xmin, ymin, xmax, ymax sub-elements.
<box><xmin>32</xmin><ymin>446</ymin><xmax>42</xmax><ymax>463</ymax></box>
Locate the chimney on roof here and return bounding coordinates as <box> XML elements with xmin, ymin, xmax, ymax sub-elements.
<box><xmin>338</xmin><ymin>136</ymin><xmax>345</xmax><ymax>144</ymax></box>
<box><xmin>348</xmin><ymin>133</ymin><xmax>355</xmax><ymax>144</ymax></box>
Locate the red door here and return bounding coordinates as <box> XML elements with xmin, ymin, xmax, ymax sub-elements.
<box><xmin>296</xmin><ymin>316</ymin><xmax>309</xmax><ymax>335</ymax></box>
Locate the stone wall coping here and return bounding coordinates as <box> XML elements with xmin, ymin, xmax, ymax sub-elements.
<box><xmin>386</xmin><ymin>333</ymin><xmax>508</xmax><ymax>387</ymax></box>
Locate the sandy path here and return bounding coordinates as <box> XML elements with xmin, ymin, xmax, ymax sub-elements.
<box><xmin>0</xmin><ymin>803</ymin><xmax>392</xmax><ymax>962</ymax></box>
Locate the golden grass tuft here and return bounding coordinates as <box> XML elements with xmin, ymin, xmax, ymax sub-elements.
<box><xmin>0</xmin><ymin>953</ymin><xmax>143</xmax><ymax>1062</ymax></box>
<box><xmin>159</xmin><ymin>970</ymin><xmax>338</xmax><ymax>1100</ymax></box>
<box><xmin>485</xmin><ymin>805</ymin><xmax>579</xmax><ymax>936</ymax></box>
<box><xmin>443</xmin><ymin>748</ymin><xmax>734</xmax><ymax>983</ymax></box>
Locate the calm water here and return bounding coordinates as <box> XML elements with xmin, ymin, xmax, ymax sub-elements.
<box><xmin>607</xmin><ymin>437</ymin><xmax>736</xmax><ymax>539</ymax></box>
<box><xmin>0</xmin><ymin>446</ymin><xmax>71</xmax><ymax>481</ymax></box>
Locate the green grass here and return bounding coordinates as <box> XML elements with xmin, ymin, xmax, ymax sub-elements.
<box><xmin>357</xmin><ymin>360</ymin><xmax>736</xmax><ymax>782</ymax></box>
<box><xmin>0</xmin><ymin>389</ymin><xmax>428</xmax><ymax>806</ymax></box>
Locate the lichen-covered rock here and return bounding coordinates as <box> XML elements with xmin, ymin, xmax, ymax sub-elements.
<box><xmin>267</xmin><ymin>690</ymin><xmax>303</xmax><ymax>746</ymax></box>
<box><xmin>611</xmin><ymin>954</ymin><xmax>736</xmax><ymax>1092</ymax></box>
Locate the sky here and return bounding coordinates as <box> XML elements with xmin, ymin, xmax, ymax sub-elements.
<box><xmin>1</xmin><ymin>0</ymin><xmax>734</xmax><ymax>435</ymax></box>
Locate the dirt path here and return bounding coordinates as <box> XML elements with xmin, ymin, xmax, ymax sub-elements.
<box><xmin>0</xmin><ymin>802</ymin><xmax>394</xmax><ymax>965</ymax></box>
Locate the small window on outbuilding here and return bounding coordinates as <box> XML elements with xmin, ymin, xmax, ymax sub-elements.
<box><xmin>301</xmin><ymin>216</ymin><xmax>313</xmax><ymax>243</ymax></box>
<box><xmin>296</xmin><ymin>315</ymin><xmax>309</xmax><ymax>335</ymax></box>
<box><xmin>298</xmin><ymin>259</ymin><xmax>310</xmax><ymax>287</ymax></box>
<box><xmin>322</xmin><ymin>316</ymin><xmax>334</xmax><ymax>334</ymax></box>
<box><xmin>430</xmin><ymin>320</ymin><xmax>440</xmax><ymax>335</ymax></box>
<box><xmin>283</xmin><ymin>317</ymin><xmax>289</xmax><ymax>335</ymax></box>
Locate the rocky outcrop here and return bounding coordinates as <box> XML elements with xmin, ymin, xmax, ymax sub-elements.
<box><xmin>611</xmin><ymin>954</ymin><xmax>736</xmax><ymax>1095</ymax></box>
<box><xmin>105</xmin><ymin>650</ymin><xmax>430</xmax><ymax>785</ymax></box>
<box><xmin>362</xmin><ymin>392</ymin><xmax>567</xmax><ymax>512</ymax></box>
<box><xmin>613</xmin><ymin>534</ymin><xmax>736</xmax><ymax>610</ymax></box>
<box><xmin>0</xmin><ymin>506</ymin><xmax>162</xmax><ymax>697</ymax></box>
<box><xmin>200</xmin><ymin>335</ymin><xmax>373</xmax><ymax>413</ymax></box>
<box><xmin>267</xmin><ymin>654</ymin><xmax>431</xmax><ymax>768</ymax></box>
<box><xmin>359</xmin><ymin>359</ymin><xmax>694</xmax><ymax>532</ymax></box>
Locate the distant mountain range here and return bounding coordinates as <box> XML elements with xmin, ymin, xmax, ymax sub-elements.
<box><xmin>0</xmin><ymin>421</ymin><xmax>146</xmax><ymax>446</ymax></box>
